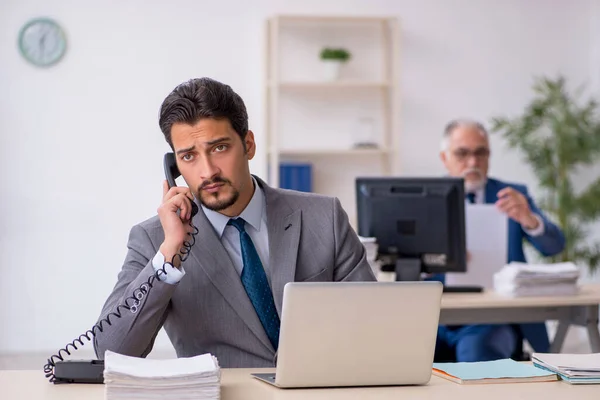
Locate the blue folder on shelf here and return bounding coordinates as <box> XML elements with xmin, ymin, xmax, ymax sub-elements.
<box><xmin>279</xmin><ymin>163</ymin><xmax>312</xmax><ymax>192</ymax></box>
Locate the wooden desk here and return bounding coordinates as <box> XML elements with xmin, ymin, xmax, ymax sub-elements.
<box><xmin>440</xmin><ymin>283</ymin><xmax>600</xmax><ymax>352</ymax></box>
<box><xmin>3</xmin><ymin>368</ymin><xmax>599</xmax><ymax>399</ymax></box>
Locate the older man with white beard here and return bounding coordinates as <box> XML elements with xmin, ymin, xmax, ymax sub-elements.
<box><xmin>432</xmin><ymin>119</ymin><xmax>566</xmax><ymax>363</ymax></box>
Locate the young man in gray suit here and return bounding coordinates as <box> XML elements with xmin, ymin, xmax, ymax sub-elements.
<box><xmin>93</xmin><ymin>77</ymin><xmax>376</xmax><ymax>368</ymax></box>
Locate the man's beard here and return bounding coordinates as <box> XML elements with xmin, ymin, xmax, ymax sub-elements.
<box><xmin>196</xmin><ymin>176</ymin><xmax>240</xmax><ymax>212</ymax></box>
<box><xmin>461</xmin><ymin>167</ymin><xmax>486</xmax><ymax>193</ymax></box>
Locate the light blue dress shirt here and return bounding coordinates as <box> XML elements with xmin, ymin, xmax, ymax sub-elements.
<box><xmin>152</xmin><ymin>177</ymin><xmax>269</xmax><ymax>284</ymax></box>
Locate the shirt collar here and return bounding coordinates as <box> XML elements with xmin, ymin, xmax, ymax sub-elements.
<box><xmin>475</xmin><ymin>186</ymin><xmax>485</xmax><ymax>203</ymax></box>
<box><xmin>201</xmin><ymin>176</ymin><xmax>265</xmax><ymax>237</ymax></box>
<box><xmin>466</xmin><ymin>177</ymin><xmax>488</xmax><ymax>204</ymax></box>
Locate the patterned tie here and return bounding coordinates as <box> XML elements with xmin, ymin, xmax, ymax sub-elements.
<box><xmin>466</xmin><ymin>192</ymin><xmax>476</xmax><ymax>204</ymax></box>
<box><xmin>227</xmin><ymin>218</ymin><xmax>280</xmax><ymax>350</ymax></box>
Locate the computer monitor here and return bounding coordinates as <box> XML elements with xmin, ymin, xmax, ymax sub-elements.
<box><xmin>356</xmin><ymin>177</ymin><xmax>467</xmax><ymax>282</ymax></box>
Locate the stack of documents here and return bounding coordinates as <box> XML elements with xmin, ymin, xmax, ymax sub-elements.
<box><xmin>359</xmin><ymin>236</ymin><xmax>379</xmax><ymax>275</ymax></box>
<box><xmin>432</xmin><ymin>359</ymin><xmax>557</xmax><ymax>384</ymax></box>
<box><xmin>493</xmin><ymin>261</ymin><xmax>580</xmax><ymax>296</ymax></box>
<box><xmin>103</xmin><ymin>350</ymin><xmax>221</xmax><ymax>399</ymax></box>
<box><xmin>532</xmin><ymin>353</ymin><xmax>600</xmax><ymax>384</ymax></box>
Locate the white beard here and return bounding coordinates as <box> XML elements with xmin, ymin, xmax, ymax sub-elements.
<box><xmin>462</xmin><ymin>168</ymin><xmax>486</xmax><ymax>193</ymax></box>
<box><xmin>465</xmin><ymin>178</ymin><xmax>485</xmax><ymax>193</ymax></box>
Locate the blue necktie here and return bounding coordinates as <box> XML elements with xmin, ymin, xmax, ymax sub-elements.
<box><xmin>228</xmin><ymin>218</ymin><xmax>280</xmax><ymax>350</ymax></box>
<box><xmin>466</xmin><ymin>192</ymin><xmax>476</xmax><ymax>204</ymax></box>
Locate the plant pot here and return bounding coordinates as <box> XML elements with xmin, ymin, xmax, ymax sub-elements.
<box><xmin>322</xmin><ymin>59</ymin><xmax>343</xmax><ymax>81</ymax></box>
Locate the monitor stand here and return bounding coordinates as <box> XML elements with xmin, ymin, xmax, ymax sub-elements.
<box><xmin>382</xmin><ymin>255</ymin><xmax>484</xmax><ymax>292</ymax></box>
<box><xmin>394</xmin><ymin>258</ymin><xmax>421</xmax><ymax>282</ymax></box>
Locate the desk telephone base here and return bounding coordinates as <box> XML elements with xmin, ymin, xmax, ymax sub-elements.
<box><xmin>53</xmin><ymin>360</ymin><xmax>105</xmax><ymax>384</ymax></box>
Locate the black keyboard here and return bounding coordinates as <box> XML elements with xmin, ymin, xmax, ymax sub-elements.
<box><xmin>443</xmin><ymin>285</ymin><xmax>483</xmax><ymax>293</ymax></box>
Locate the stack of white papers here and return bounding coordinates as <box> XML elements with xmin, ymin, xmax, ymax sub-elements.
<box><xmin>532</xmin><ymin>353</ymin><xmax>600</xmax><ymax>384</ymax></box>
<box><xmin>493</xmin><ymin>261</ymin><xmax>580</xmax><ymax>296</ymax></box>
<box><xmin>359</xmin><ymin>236</ymin><xmax>379</xmax><ymax>275</ymax></box>
<box><xmin>103</xmin><ymin>350</ymin><xmax>221</xmax><ymax>399</ymax></box>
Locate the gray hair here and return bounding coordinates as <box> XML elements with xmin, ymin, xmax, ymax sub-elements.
<box><xmin>441</xmin><ymin>119</ymin><xmax>488</xmax><ymax>152</ymax></box>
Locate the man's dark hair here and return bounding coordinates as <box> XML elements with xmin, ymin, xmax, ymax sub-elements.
<box><xmin>159</xmin><ymin>77</ymin><xmax>248</xmax><ymax>149</ymax></box>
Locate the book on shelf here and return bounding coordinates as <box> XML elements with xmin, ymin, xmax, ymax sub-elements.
<box><xmin>279</xmin><ymin>162</ymin><xmax>312</xmax><ymax>192</ymax></box>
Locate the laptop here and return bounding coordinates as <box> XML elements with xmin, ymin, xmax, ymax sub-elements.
<box><xmin>252</xmin><ymin>280</ymin><xmax>443</xmax><ymax>388</ymax></box>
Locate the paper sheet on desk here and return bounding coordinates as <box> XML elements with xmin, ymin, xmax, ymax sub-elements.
<box><xmin>103</xmin><ymin>351</ymin><xmax>221</xmax><ymax>400</ymax></box>
<box><xmin>493</xmin><ymin>262</ymin><xmax>580</xmax><ymax>296</ymax></box>
<box><xmin>445</xmin><ymin>204</ymin><xmax>507</xmax><ymax>289</ymax></box>
<box><xmin>104</xmin><ymin>350</ymin><xmax>220</xmax><ymax>379</ymax></box>
<box><xmin>532</xmin><ymin>353</ymin><xmax>600</xmax><ymax>384</ymax></box>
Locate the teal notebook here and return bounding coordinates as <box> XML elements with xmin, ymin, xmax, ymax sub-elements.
<box><xmin>432</xmin><ymin>359</ymin><xmax>558</xmax><ymax>385</ymax></box>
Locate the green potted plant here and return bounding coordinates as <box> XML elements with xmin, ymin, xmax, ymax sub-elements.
<box><xmin>490</xmin><ymin>76</ymin><xmax>600</xmax><ymax>274</ymax></box>
<box><xmin>319</xmin><ymin>47</ymin><xmax>351</xmax><ymax>81</ymax></box>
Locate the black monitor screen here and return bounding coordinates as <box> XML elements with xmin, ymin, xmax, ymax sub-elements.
<box><xmin>356</xmin><ymin>177</ymin><xmax>466</xmax><ymax>274</ymax></box>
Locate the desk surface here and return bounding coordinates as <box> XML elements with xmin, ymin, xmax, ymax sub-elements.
<box><xmin>441</xmin><ymin>283</ymin><xmax>600</xmax><ymax>309</ymax></box>
<box><xmin>3</xmin><ymin>369</ymin><xmax>599</xmax><ymax>400</ymax></box>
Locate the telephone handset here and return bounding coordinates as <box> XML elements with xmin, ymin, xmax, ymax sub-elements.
<box><xmin>163</xmin><ymin>152</ymin><xmax>179</xmax><ymax>189</ymax></box>
<box><xmin>43</xmin><ymin>154</ymin><xmax>200</xmax><ymax>384</ymax></box>
<box><xmin>163</xmin><ymin>152</ymin><xmax>199</xmax><ymax>217</ymax></box>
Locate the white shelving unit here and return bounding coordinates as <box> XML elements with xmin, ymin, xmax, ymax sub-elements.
<box><xmin>273</xmin><ymin>81</ymin><xmax>391</xmax><ymax>89</ymax></box>
<box><xmin>265</xmin><ymin>15</ymin><xmax>400</xmax><ymax>226</ymax></box>
<box><xmin>274</xmin><ymin>148</ymin><xmax>390</xmax><ymax>157</ymax></box>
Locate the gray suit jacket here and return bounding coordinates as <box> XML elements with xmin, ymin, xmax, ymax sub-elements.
<box><xmin>93</xmin><ymin>177</ymin><xmax>376</xmax><ymax>367</ymax></box>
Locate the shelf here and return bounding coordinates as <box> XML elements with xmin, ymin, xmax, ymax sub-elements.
<box><xmin>265</xmin><ymin>14</ymin><xmax>400</xmax><ymax>212</ymax></box>
<box><xmin>275</xmin><ymin>15</ymin><xmax>394</xmax><ymax>24</ymax></box>
<box><xmin>270</xmin><ymin>81</ymin><xmax>390</xmax><ymax>89</ymax></box>
<box><xmin>272</xmin><ymin>148</ymin><xmax>389</xmax><ymax>157</ymax></box>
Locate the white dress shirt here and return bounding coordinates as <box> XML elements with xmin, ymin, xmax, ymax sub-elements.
<box><xmin>152</xmin><ymin>177</ymin><xmax>269</xmax><ymax>284</ymax></box>
<box><xmin>467</xmin><ymin>186</ymin><xmax>545</xmax><ymax>237</ymax></box>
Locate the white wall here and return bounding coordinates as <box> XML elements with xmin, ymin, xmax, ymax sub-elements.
<box><xmin>0</xmin><ymin>0</ymin><xmax>597</xmax><ymax>358</ymax></box>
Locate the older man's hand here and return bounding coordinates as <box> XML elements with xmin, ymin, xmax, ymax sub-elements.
<box><xmin>495</xmin><ymin>187</ymin><xmax>539</xmax><ymax>230</ymax></box>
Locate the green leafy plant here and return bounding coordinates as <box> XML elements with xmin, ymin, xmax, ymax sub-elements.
<box><xmin>319</xmin><ymin>47</ymin><xmax>351</xmax><ymax>62</ymax></box>
<box><xmin>490</xmin><ymin>76</ymin><xmax>600</xmax><ymax>273</ymax></box>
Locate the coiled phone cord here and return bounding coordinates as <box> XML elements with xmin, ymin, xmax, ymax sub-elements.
<box><xmin>43</xmin><ymin>207</ymin><xmax>199</xmax><ymax>383</ymax></box>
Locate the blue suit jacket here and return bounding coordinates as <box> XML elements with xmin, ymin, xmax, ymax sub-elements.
<box><xmin>439</xmin><ymin>178</ymin><xmax>566</xmax><ymax>352</ymax></box>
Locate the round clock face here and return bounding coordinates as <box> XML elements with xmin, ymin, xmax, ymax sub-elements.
<box><xmin>18</xmin><ymin>18</ymin><xmax>67</xmax><ymax>67</ymax></box>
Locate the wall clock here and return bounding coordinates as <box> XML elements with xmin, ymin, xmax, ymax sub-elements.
<box><xmin>18</xmin><ymin>18</ymin><xmax>67</xmax><ymax>67</ymax></box>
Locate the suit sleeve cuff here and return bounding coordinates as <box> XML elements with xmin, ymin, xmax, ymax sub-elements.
<box><xmin>152</xmin><ymin>251</ymin><xmax>185</xmax><ymax>284</ymax></box>
<box><xmin>523</xmin><ymin>213</ymin><xmax>545</xmax><ymax>237</ymax></box>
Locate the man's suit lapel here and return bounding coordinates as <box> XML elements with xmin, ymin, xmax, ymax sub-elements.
<box><xmin>188</xmin><ymin>205</ymin><xmax>274</xmax><ymax>353</ymax></box>
<box><xmin>259</xmin><ymin>178</ymin><xmax>301</xmax><ymax>316</ymax></box>
<box><xmin>484</xmin><ymin>178</ymin><xmax>499</xmax><ymax>204</ymax></box>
